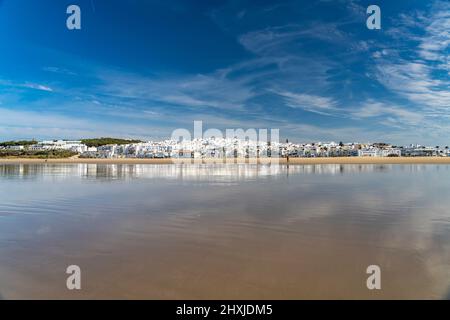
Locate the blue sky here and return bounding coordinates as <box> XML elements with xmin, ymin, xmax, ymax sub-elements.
<box><xmin>0</xmin><ymin>0</ymin><xmax>448</xmax><ymax>145</ymax></box>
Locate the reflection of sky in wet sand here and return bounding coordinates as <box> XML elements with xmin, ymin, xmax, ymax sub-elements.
<box><xmin>0</xmin><ymin>164</ymin><xmax>449</xmax><ymax>299</ymax></box>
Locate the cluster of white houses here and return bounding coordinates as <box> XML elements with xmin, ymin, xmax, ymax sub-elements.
<box><xmin>0</xmin><ymin>140</ymin><xmax>97</xmax><ymax>153</ymax></box>
<box><xmin>1</xmin><ymin>139</ymin><xmax>450</xmax><ymax>158</ymax></box>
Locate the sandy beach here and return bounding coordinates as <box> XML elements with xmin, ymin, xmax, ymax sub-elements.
<box><xmin>1</xmin><ymin>156</ymin><xmax>450</xmax><ymax>165</ymax></box>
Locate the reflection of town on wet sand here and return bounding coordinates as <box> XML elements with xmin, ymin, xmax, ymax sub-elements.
<box><xmin>0</xmin><ymin>162</ymin><xmax>443</xmax><ymax>180</ymax></box>
<box><xmin>3</xmin><ymin>156</ymin><xmax>450</xmax><ymax>166</ymax></box>
<box><xmin>0</xmin><ymin>164</ymin><xmax>449</xmax><ymax>299</ymax></box>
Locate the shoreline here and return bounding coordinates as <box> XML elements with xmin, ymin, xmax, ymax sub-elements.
<box><xmin>2</xmin><ymin>157</ymin><xmax>450</xmax><ymax>165</ymax></box>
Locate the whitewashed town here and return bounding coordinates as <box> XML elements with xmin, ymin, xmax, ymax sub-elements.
<box><xmin>1</xmin><ymin>138</ymin><xmax>450</xmax><ymax>159</ymax></box>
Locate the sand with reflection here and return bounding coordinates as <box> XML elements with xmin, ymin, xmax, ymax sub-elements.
<box><xmin>0</xmin><ymin>164</ymin><xmax>449</xmax><ymax>299</ymax></box>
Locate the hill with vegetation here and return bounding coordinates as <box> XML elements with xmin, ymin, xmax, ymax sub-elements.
<box><xmin>81</xmin><ymin>138</ymin><xmax>142</xmax><ymax>147</ymax></box>
<box><xmin>0</xmin><ymin>140</ymin><xmax>37</xmax><ymax>147</ymax></box>
<box><xmin>0</xmin><ymin>149</ymin><xmax>77</xmax><ymax>159</ymax></box>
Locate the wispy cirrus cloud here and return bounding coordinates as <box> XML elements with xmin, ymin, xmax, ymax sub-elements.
<box><xmin>375</xmin><ymin>62</ymin><xmax>450</xmax><ymax>110</ymax></box>
<box><xmin>96</xmin><ymin>70</ymin><xmax>255</xmax><ymax>112</ymax></box>
<box><xmin>272</xmin><ymin>90</ymin><xmax>338</xmax><ymax>116</ymax></box>
<box><xmin>376</xmin><ymin>1</ymin><xmax>450</xmax><ymax>114</ymax></box>
<box><xmin>43</xmin><ymin>66</ymin><xmax>77</xmax><ymax>76</ymax></box>
<box><xmin>350</xmin><ymin>101</ymin><xmax>424</xmax><ymax>127</ymax></box>
<box><xmin>238</xmin><ymin>22</ymin><xmax>351</xmax><ymax>56</ymax></box>
<box><xmin>418</xmin><ymin>6</ymin><xmax>449</xmax><ymax>63</ymax></box>
<box><xmin>0</xmin><ymin>107</ymin><xmax>170</xmax><ymax>140</ymax></box>
<box><xmin>22</xmin><ymin>83</ymin><xmax>53</xmax><ymax>92</ymax></box>
<box><xmin>0</xmin><ymin>79</ymin><xmax>53</xmax><ymax>92</ymax></box>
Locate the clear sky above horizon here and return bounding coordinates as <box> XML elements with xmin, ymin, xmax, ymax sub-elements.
<box><xmin>0</xmin><ymin>0</ymin><xmax>449</xmax><ymax>145</ymax></box>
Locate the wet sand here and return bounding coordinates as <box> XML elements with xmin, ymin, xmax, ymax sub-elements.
<box><xmin>1</xmin><ymin>156</ymin><xmax>450</xmax><ymax>165</ymax></box>
<box><xmin>0</xmin><ymin>163</ymin><xmax>449</xmax><ymax>299</ymax></box>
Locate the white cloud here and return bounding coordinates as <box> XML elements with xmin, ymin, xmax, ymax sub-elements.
<box><xmin>273</xmin><ymin>90</ymin><xmax>338</xmax><ymax>115</ymax></box>
<box><xmin>418</xmin><ymin>5</ymin><xmax>450</xmax><ymax>62</ymax></box>
<box><xmin>0</xmin><ymin>79</ymin><xmax>53</xmax><ymax>92</ymax></box>
<box><xmin>238</xmin><ymin>23</ymin><xmax>351</xmax><ymax>56</ymax></box>
<box><xmin>375</xmin><ymin>1</ymin><xmax>450</xmax><ymax>118</ymax></box>
<box><xmin>43</xmin><ymin>66</ymin><xmax>77</xmax><ymax>76</ymax></box>
<box><xmin>23</xmin><ymin>83</ymin><xmax>53</xmax><ymax>92</ymax></box>
<box><xmin>351</xmin><ymin>101</ymin><xmax>423</xmax><ymax>126</ymax></box>
<box><xmin>97</xmin><ymin>70</ymin><xmax>254</xmax><ymax>111</ymax></box>
<box><xmin>0</xmin><ymin>107</ymin><xmax>169</xmax><ymax>140</ymax></box>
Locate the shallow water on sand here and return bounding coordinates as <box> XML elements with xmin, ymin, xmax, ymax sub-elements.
<box><xmin>0</xmin><ymin>163</ymin><xmax>449</xmax><ymax>299</ymax></box>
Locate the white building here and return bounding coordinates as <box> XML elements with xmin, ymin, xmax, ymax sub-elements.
<box><xmin>358</xmin><ymin>149</ymin><xmax>380</xmax><ymax>157</ymax></box>
<box><xmin>7</xmin><ymin>145</ymin><xmax>24</xmax><ymax>151</ymax></box>
<box><xmin>381</xmin><ymin>148</ymin><xmax>402</xmax><ymax>157</ymax></box>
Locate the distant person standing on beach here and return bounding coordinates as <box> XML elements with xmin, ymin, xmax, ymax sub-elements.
<box><xmin>286</xmin><ymin>139</ymin><xmax>290</xmax><ymax>162</ymax></box>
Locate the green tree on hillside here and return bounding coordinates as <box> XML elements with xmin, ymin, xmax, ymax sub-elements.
<box><xmin>81</xmin><ymin>138</ymin><xmax>142</xmax><ymax>147</ymax></box>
